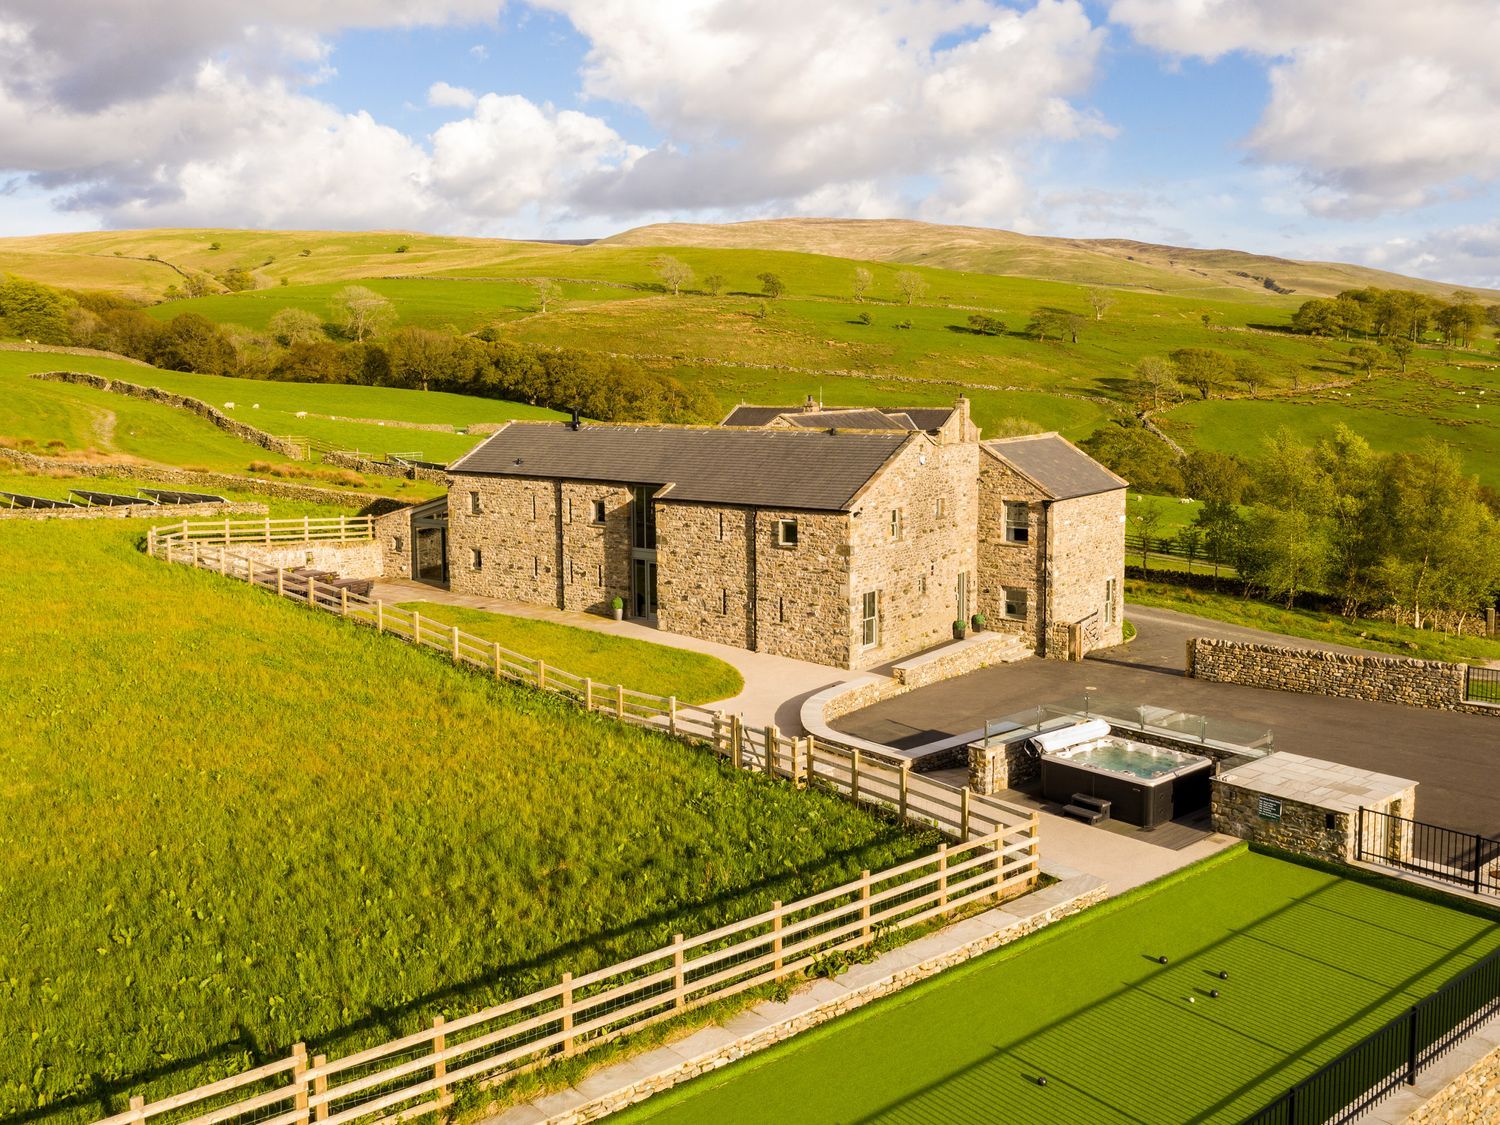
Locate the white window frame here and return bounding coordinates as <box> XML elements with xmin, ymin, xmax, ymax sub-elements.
<box><xmin>889</xmin><ymin>508</ymin><xmax>903</xmax><ymax>540</ymax></box>
<box><xmin>1104</xmin><ymin>577</ymin><xmax>1118</xmax><ymax>625</ymax></box>
<box><xmin>1003</xmin><ymin>501</ymin><xmax>1029</xmax><ymax>544</ymax></box>
<box><xmin>1002</xmin><ymin>585</ymin><xmax>1028</xmax><ymax>620</ymax></box>
<box><xmin>776</xmin><ymin>518</ymin><xmax>799</xmax><ymax>548</ymax></box>
<box><xmin>860</xmin><ymin>590</ymin><xmax>880</xmax><ymax>647</ymax></box>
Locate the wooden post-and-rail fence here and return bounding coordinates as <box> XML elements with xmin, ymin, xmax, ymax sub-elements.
<box><xmin>111</xmin><ymin>519</ymin><xmax>1044</xmax><ymax>1125</ymax></box>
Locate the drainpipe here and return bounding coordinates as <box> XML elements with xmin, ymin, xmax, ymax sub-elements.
<box><xmin>747</xmin><ymin>508</ymin><xmax>758</xmax><ymax>651</ymax></box>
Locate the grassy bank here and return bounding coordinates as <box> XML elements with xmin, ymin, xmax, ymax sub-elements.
<box><xmin>1126</xmin><ymin>577</ymin><xmax>1500</xmax><ymax>664</ymax></box>
<box><xmin>0</xmin><ymin>520</ymin><xmax>933</xmax><ymax>1124</ymax></box>
<box><xmin>393</xmin><ymin>601</ymin><xmax>744</xmax><ymax>705</ymax></box>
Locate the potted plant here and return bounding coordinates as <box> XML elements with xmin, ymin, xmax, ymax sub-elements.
<box><xmin>952</xmin><ymin>618</ymin><xmax>967</xmax><ymax>640</ymax></box>
<box><xmin>970</xmin><ymin>612</ymin><xmax>986</xmax><ymax>633</ymax></box>
<box><xmin>610</xmin><ymin>595</ymin><xmax>624</xmax><ymax>622</ymax></box>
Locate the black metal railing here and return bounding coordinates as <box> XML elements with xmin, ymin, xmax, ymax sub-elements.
<box><xmin>1357</xmin><ymin>807</ymin><xmax>1500</xmax><ymax>898</ymax></box>
<box><xmin>1241</xmin><ymin>946</ymin><xmax>1500</xmax><ymax>1124</ymax></box>
<box><xmin>1465</xmin><ymin>664</ymin><xmax>1500</xmax><ymax>705</ymax></box>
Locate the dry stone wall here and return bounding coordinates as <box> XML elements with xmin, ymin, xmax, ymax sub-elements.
<box><xmin>232</xmin><ymin>540</ymin><xmax>384</xmax><ymax>579</ymax></box>
<box><xmin>321</xmin><ymin>450</ymin><xmax>448</xmax><ymax>483</ymax></box>
<box><xmin>31</xmin><ymin>371</ymin><xmax>304</xmax><ymax>458</ymax></box>
<box><xmin>1187</xmin><ymin>638</ymin><xmax>1486</xmax><ymax>713</ymax></box>
<box><xmin>1406</xmin><ymin>1043</ymin><xmax>1500</xmax><ymax>1124</ymax></box>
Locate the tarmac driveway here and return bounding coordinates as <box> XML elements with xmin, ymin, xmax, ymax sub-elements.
<box><xmin>834</xmin><ymin>605</ymin><xmax>1500</xmax><ymax>838</ymax></box>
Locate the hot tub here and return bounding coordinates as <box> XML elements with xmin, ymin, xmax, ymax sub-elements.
<box><xmin>1038</xmin><ymin>732</ymin><xmax>1212</xmax><ymax>828</ymax></box>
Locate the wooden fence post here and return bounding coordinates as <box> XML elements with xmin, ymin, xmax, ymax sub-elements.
<box><xmin>561</xmin><ymin>971</ymin><xmax>576</xmax><ymax>1056</ymax></box>
<box><xmin>672</xmin><ymin>934</ymin><xmax>686</xmax><ymax>1011</ymax></box>
<box><xmin>147</xmin><ymin>527</ymin><xmax>155</xmax><ymax>554</ymax></box>
<box><xmin>772</xmin><ymin>901</ymin><xmax>784</xmax><ymax>976</ymax></box>
<box><xmin>376</xmin><ymin>601</ymin><xmax>385</xmax><ymax>633</ymax></box>
<box><xmin>616</xmin><ymin>683</ymin><xmax>625</xmax><ymax>719</ymax></box>
<box><xmin>765</xmin><ymin>724</ymin><xmax>779</xmax><ymax>777</ymax></box>
<box><xmin>938</xmin><ymin>844</ymin><xmax>949</xmax><ymax>908</ymax></box>
<box><xmin>712</xmin><ymin>711</ymin><xmax>725</xmax><ymax>756</ymax></box>
<box><xmin>302</xmin><ymin>515</ymin><xmax>310</xmax><ymax>540</ymax></box>
<box><xmin>264</xmin><ymin>517</ymin><xmax>271</xmax><ymax>544</ymax></box>
<box><xmin>412</xmin><ymin>609</ymin><xmax>421</xmax><ymax>645</ymax></box>
<box><xmin>276</xmin><ymin>568</ymin><xmax>285</xmax><ymax>597</ymax></box>
<box><xmin>537</xmin><ymin>660</ymin><xmax>547</xmax><ymax>691</ymax></box>
<box><xmin>899</xmin><ymin>762</ymin><xmax>910</xmax><ymax>821</ymax></box>
<box><xmin>730</xmin><ymin>715</ymin><xmax>742</xmax><ymax>770</ymax></box>
<box><xmin>960</xmin><ymin>787</ymin><xmax>971</xmax><ymax>841</ymax></box>
<box><xmin>192</xmin><ymin>542</ymin><xmax>200</xmax><ymax>568</ymax></box>
<box><xmin>339</xmin><ymin>588</ymin><xmax>348</xmax><ymax>617</ymax></box>
<box><xmin>311</xmin><ymin>1054</ymin><xmax>328</xmax><ymax>1122</ymax></box>
<box><xmin>583</xmin><ymin>677</ymin><xmax>593</xmax><ymax>710</ymax></box>
<box><xmin>805</xmin><ymin>737</ymin><xmax>816</xmax><ymax>787</ymax></box>
<box><xmin>247</xmin><ymin>558</ymin><xmax>256</xmax><ymax>588</ymax></box>
<box><xmin>860</xmin><ymin>870</ymin><xmax>872</xmax><ymax>941</ymax></box>
<box><xmin>128</xmin><ymin>1095</ymin><xmax>145</xmax><ymax>1125</ymax></box>
<box><xmin>291</xmin><ymin>1042</ymin><xmax>308</xmax><ymax>1125</ymax></box>
<box><xmin>219</xmin><ymin>547</ymin><xmax>228</xmax><ymax>576</ymax></box>
<box><xmin>452</xmin><ymin>624</ymin><xmax>461</xmax><ymax>661</ymax></box>
<box><xmin>668</xmin><ymin>696</ymin><xmax>677</xmax><ymax>736</ymax></box>
<box><xmin>432</xmin><ymin>1016</ymin><xmax>448</xmax><ymax>1107</ymax></box>
<box><xmin>306</xmin><ymin>575</ymin><xmax>316</xmax><ymax>608</ymax></box>
<box><xmin>851</xmin><ymin>747</ymin><xmax>861</xmax><ymax>803</ymax></box>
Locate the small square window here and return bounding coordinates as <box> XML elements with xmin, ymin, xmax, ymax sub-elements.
<box><xmin>1004</xmin><ymin>501</ymin><xmax>1029</xmax><ymax>543</ymax></box>
<box><xmin>591</xmin><ymin>499</ymin><xmax>607</xmax><ymax>524</ymax></box>
<box><xmin>392</xmin><ymin>536</ymin><xmax>403</xmax><ymax>553</ymax></box>
<box><xmin>776</xmin><ymin>518</ymin><xmax>799</xmax><ymax>547</ymax></box>
<box><xmin>1002</xmin><ymin>586</ymin><xmax>1028</xmax><ymax>620</ymax></box>
<box><xmin>468</xmin><ymin>491</ymin><xmax>482</xmax><ymax>516</ymax></box>
<box><xmin>470</xmin><ymin>548</ymin><xmax>483</xmax><ymax>570</ymax></box>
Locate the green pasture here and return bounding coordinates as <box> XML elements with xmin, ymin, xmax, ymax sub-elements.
<box><xmin>0</xmin><ymin>519</ymin><xmax>936</xmax><ymax>1123</ymax></box>
<box><xmin>392</xmin><ymin>602</ymin><xmax>744</xmax><ymax>705</ymax></box>
<box><xmin>617</xmin><ymin>849</ymin><xmax>1500</xmax><ymax>1125</ymax></box>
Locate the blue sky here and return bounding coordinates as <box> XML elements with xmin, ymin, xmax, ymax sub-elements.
<box><xmin>2</xmin><ymin>1</ymin><xmax>1497</xmax><ymax>285</ymax></box>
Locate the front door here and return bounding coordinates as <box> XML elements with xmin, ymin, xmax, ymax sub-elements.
<box><xmin>632</xmin><ymin>557</ymin><xmax>658</xmax><ymax>619</ymax></box>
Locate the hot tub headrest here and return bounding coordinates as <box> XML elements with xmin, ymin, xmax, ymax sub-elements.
<box><xmin>1031</xmin><ymin>719</ymin><xmax>1111</xmax><ymax>755</ymax></box>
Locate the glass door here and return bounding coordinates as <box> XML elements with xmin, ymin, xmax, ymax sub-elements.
<box><xmin>632</xmin><ymin>558</ymin><xmax>658</xmax><ymax>619</ymax></box>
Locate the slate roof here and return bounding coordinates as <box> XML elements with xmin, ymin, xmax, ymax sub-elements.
<box><xmin>982</xmin><ymin>433</ymin><xmax>1126</xmax><ymax>499</ymax></box>
<box><xmin>449</xmin><ymin>423</ymin><xmax>911</xmax><ymax>511</ymax></box>
<box><xmin>721</xmin><ymin>403</ymin><xmax>955</xmax><ymax>431</ymax></box>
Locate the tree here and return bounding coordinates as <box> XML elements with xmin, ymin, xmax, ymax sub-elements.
<box><xmin>1233</xmin><ymin>356</ymin><xmax>1263</xmax><ymax>396</ymax></box>
<box><xmin>852</xmin><ymin>267</ymin><xmax>873</xmax><ymax>302</ymax></box>
<box><xmin>652</xmin><ymin>256</ymin><xmax>693</xmax><ymax>296</ymax></box>
<box><xmin>0</xmin><ymin>275</ymin><xmax>73</xmax><ymax>343</ymax></box>
<box><xmin>756</xmin><ymin>272</ymin><xmax>785</xmax><ymax>299</ymax></box>
<box><xmin>1027</xmin><ymin>307</ymin><xmax>1067</xmax><ymax>342</ymax></box>
<box><xmin>1130</xmin><ymin>356</ymin><xmax>1179</xmax><ymax>412</ymax></box>
<box><xmin>1240</xmin><ymin>507</ymin><xmax>1329</xmax><ymax>608</ymax></box>
<box><xmin>330</xmin><ymin>285</ymin><xmax>397</xmax><ymax>341</ymax></box>
<box><xmin>1193</xmin><ymin>500</ymin><xmax>1247</xmax><ymax>583</ymax></box>
<box><xmin>1079</xmin><ymin>423</ymin><xmax>1184</xmax><ymax>495</ymax></box>
<box><xmin>1169</xmin><ymin>347</ymin><xmax>1234</xmax><ymax>399</ymax></box>
<box><xmin>268</xmin><ymin>307</ymin><xmax>325</xmax><ymax>347</ymax></box>
<box><xmin>219</xmin><ymin>266</ymin><xmax>256</xmax><ymax>292</ymax></box>
<box><xmin>1348</xmin><ymin>343</ymin><xmax>1382</xmax><ymax>375</ymax></box>
<box><xmin>895</xmin><ymin>271</ymin><xmax>927</xmax><ymax>305</ymax></box>
<box><xmin>1131</xmin><ymin>504</ymin><xmax>1165</xmax><ymax>573</ymax></box>
<box><xmin>182</xmin><ymin>272</ymin><xmax>215</xmax><ymax>298</ymax></box>
<box><xmin>1086</xmin><ymin>287</ymin><xmax>1113</xmax><ymax>321</ymax></box>
<box><xmin>966</xmin><ymin>314</ymin><xmax>1005</xmax><ymax>336</ymax></box>
<box><xmin>387</xmin><ymin>326</ymin><xmax>471</xmax><ymax>391</ymax></box>
<box><xmin>703</xmin><ymin>274</ymin><xmax>725</xmax><ymax>297</ymax></box>
<box><xmin>1182</xmin><ymin>450</ymin><xmax>1248</xmax><ymax>505</ymax></box>
<box><xmin>152</xmin><ymin>313</ymin><xmax>236</xmax><ymax>375</ymax></box>
<box><xmin>1389</xmin><ymin>337</ymin><xmax>1414</xmax><ymax>372</ymax></box>
<box><xmin>533</xmin><ymin>280</ymin><xmax>562</xmax><ymax>313</ymax></box>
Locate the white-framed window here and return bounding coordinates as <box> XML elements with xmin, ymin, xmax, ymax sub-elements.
<box><xmin>591</xmin><ymin>499</ymin><xmax>607</xmax><ymax>524</ymax></box>
<box><xmin>1104</xmin><ymin>576</ymin><xmax>1118</xmax><ymax>625</ymax></box>
<box><xmin>889</xmin><ymin>508</ymin><xmax>903</xmax><ymax>539</ymax></box>
<box><xmin>860</xmin><ymin>590</ymin><xmax>880</xmax><ymax>647</ymax></box>
<box><xmin>1003</xmin><ymin>501</ymin><xmax>1029</xmax><ymax>543</ymax></box>
<box><xmin>468</xmin><ymin>491</ymin><xmax>482</xmax><ymax>516</ymax></box>
<box><xmin>1002</xmin><ymin>586</ymin><xmax>1028</xmax><ymax>620</ymax></box>
<box><xmin>776</xmin><ymin>518</ymin><xmax>799</xmax><ymax>547</ymax></box>
<box><xmin>470</xmin><ymin>548</ymin><xmax>483</xmax><ymax>570</ymax></box>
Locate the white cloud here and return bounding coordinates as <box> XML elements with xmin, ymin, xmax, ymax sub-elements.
<box><xmin>1109</xmin><ymin>1</ymin><xmax>1500</xmax><ymax>218</ymax></box>
<box><xmin>428</xmin><ymin>81</ymin><xmax>479</xmax><ymax>109</ymax></box>
<box><xmin>1353</xmin><ymin>221</ymin><xmax>1500</xmax><ymax>289</ymax></box>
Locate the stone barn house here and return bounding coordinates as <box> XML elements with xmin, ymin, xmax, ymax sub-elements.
<box><xmin>384</xmin><ymin>397</ymin><xmax>1126</xmax><ymax>670</ymax></box>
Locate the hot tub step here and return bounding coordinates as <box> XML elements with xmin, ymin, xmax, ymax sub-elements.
<box><xmin>1071</xmin><ymin>793</ymin><xmax>1112</xmax><ymax>816</ymax></box>
<box><xmin>1063</xmin><ymin>803</ymin><xmax>1109</xmax><ymax>825</ymax></box>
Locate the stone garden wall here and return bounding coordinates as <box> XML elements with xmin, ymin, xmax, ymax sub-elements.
<box><xmin>1406</xmin><ymin>1042</ymin><xmax>1500</xmax><ymax>1124</ymax></box>
<box><xmin>1186</xmin><ymin>638</ymin><xmax>1493</xmax><ymax>714</ymax></box>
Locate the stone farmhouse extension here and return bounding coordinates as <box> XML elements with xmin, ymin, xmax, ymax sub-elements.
<box><xmin>389</xmin><ymin>398</ymin><xmax>1126</xmax><ymax>670</ymax></box>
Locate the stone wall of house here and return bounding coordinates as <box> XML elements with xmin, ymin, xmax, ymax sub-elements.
<box><xmin>372</xmin><ymin>507</ymin><xmax>416</xmax><ymax>579</ymax></box>
<box><xmin>752</xmin><ymin>506</ymin><xmax>853</xmax><ymax>667</ymax></box>
<box><xmin>447</xmin><ymin>476</ymin><xmax>563</xmax><ymax>605</ymax></box>
<box><xmin>559</xmin><ymin>483</ymin><xmax>633</xmax><ymax>616</ymax></box>
<box><xmin>1211</xmin><ymin>779</ymin><xmax>1417</xmax><ymax>863</ymax></box>
<box><xmin>0</xmin><ymin>500</ymin><xmax>265</xmax><ymax>521</ymax></box>
<box><xmin>1047</xmin><ymin>488</ymin><xmax>1126</xmax><ymax>655</ymax></box>
<box><xmin>537</xmin><ymin>876</ymin><xmax>1108</xmax><ymax>1125</ymax></box>
<box><xmin>1187</xmin><ymin>638</ymin><xmax>1479</xmax><ymax>712</ymax></box>
<box><xmin>976</xmin><ymin>454</ymin><xmax>1046</xmax><ymax>649</ymax></box>
<box><xmin>657</xmin><ymin>502</ymin><xmax>755</xmax><ymax>652</ymax></box>
<box><xmin>1405</xmin><ymin>1043</ymin><xmax>1500</xmax><ymax>1124</ymax></box>
<box><xmin>0</xmin><ymin>447</ymin><xmax>402</xmax><ymax>513</ymax></box>
<box><xmin>847</xmin><ymin>437</ymin><xmax>979</xmax><ymax>670</ymax></box>
<box><xmin>31</xmin><ymin>371</ymin><xmax>305</xmax><ymax>458</ymax></box>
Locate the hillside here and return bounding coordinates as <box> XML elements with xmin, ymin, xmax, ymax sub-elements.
<box><xmin>599</xmin><ymin>218</ymin><xmax>1500</xmax><ymax>302</ymax></box>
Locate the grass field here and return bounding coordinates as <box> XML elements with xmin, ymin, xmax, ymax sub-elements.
<box><xmin>0</xmin><ymin>519</ymin><xmax>937</xmax><ymax>1124</ymax></box>
<box><xmin>0</xmin><ymin>349</ymin><xmax>564</xmax><ymax>465</ymax></box>
<box><xmin>392</xmin><ymin>602</ymin><xmax>744</xmax><ymax>705</ymax></box>
<box><xmin>615</xmin><ymin>848</ymin><xmax>1500</xmax><ymax>1125</ymax></box>
<box><xmin>1126</xmin><ymin>579</ymin><xmax>1500</xmax><ymax>665</ymax></box>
